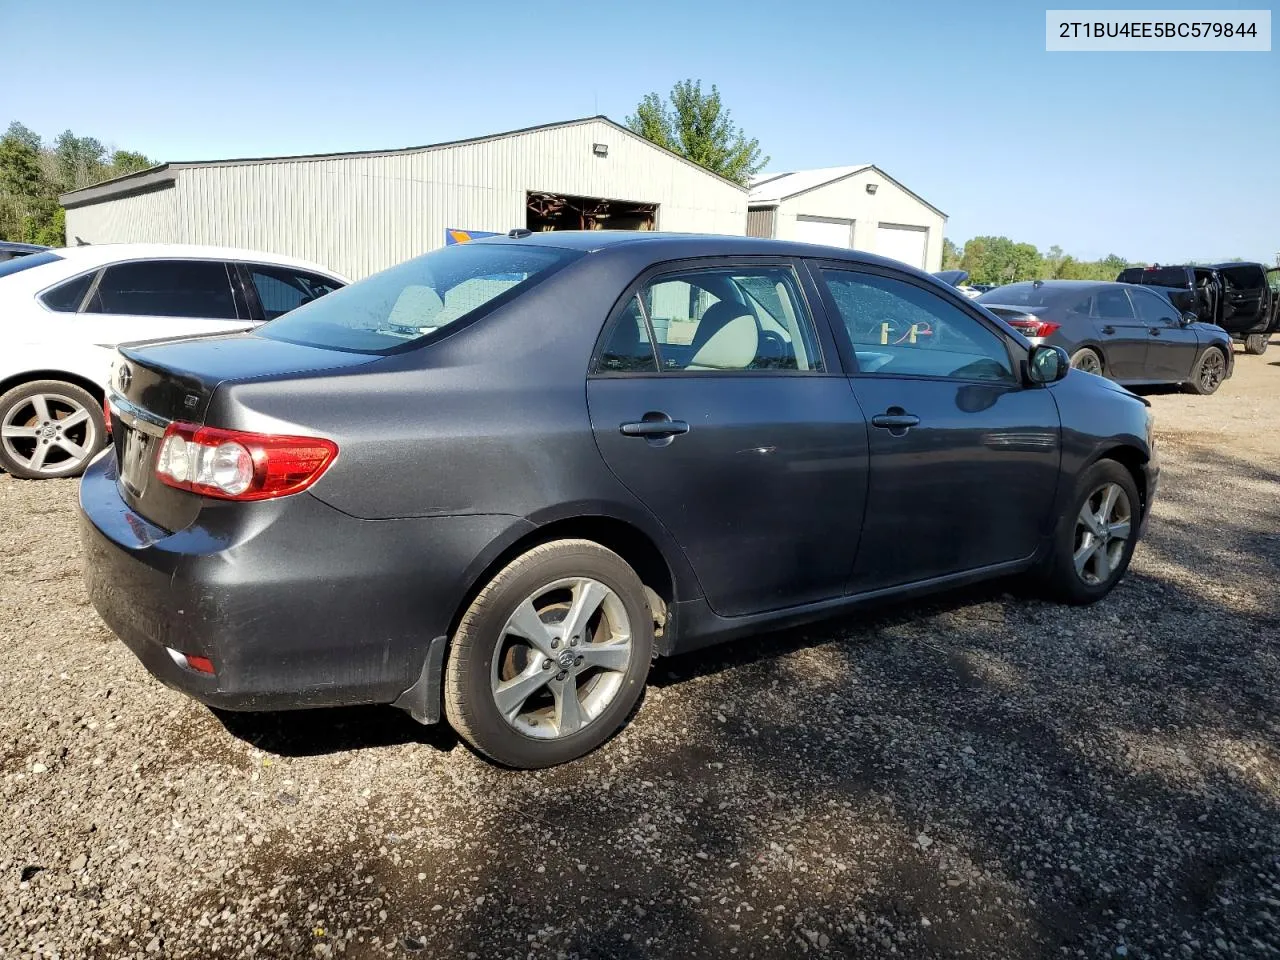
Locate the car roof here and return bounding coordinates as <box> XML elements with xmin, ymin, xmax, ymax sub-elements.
<box><xmin>988</xmin><ymin>280</ymin><xmax>1124</xmax><ymax>293</ymax></box>
<box><xmin>48</xmin><ymin>243</ymin><xmax>347</xmax><ymax>280</ymax></box>
<box><xmin>471</xmin><ymin>230</ymin><xmax>924</xmax><ymax>271</ymax></box>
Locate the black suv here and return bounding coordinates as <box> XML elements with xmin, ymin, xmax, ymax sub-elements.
<box><xmin>1117</xmin><ymin>262</ymin><xmax>1279</xmax><ymax>355</ymax></box>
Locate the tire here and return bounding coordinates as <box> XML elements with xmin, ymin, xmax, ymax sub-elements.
<box><xmin>1036</xmin><ymin>459</ymin><xmax>1141</xmax><ymax>605</ymax></box>
<box><xmin>1182</xmin><ymin>347</ymin><xmax>1228</xmax><ymax>395</ymax></box>
<box><xmin>444</xmin><ymin>539</ymin><xmax>654</xmax><ymax>768</ymax></box>
<box><xmin>0</xmin><ymin>380</ymin><xmax>106</xmax><ymax>479</ymax></box>
<box><xmin>1069</xmin><ymin>347</ymin><xmax>1104</xmax><ymax>377</ymax></box>
<box><xmin>1243</xmin><ymin>334</ymin><xmax>1269</xmax><ymax>355</ymax></box>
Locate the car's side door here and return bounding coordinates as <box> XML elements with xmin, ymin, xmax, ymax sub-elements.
<box><xmin>237</xmin><ymin>262</ymin><xmax>345</xmax><ymax>322</ymax></box>
<box><xmin>1130</xmin><ymin>286</ymin><xmax>1199</xmax><ymax>382</ymax></box>
<box><xmin>814</xmin><ymin>264</ymin><xmax>1061</xmax><ymax>593</ymax></box>
<box><xmin>1218</xmin><ymin>264</ymin><xmax>1269</xmax><ymax>335</ymax></box>
<box><xmin>1090</xmin><ymin>287</ymin><xmax>1149</xmax><ymax>380</ymax></box>
<box><xmin>81</xmin><ymin>259</ymin><xmax>253</xmax><ymax>345</ymax></box>
<box><xmin>586</xmin><ymin>259</ymin><xmax>869</xmax><ymax>618</ymax></box>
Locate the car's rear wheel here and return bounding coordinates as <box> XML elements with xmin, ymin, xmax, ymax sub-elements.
<box><xmin>444</xmin><ymin>539</ymin><xmax>653</xmax><ymax>768</ymax></box>
<box><xmin>0</xmin><ymin>380</ymin><xmax>106</xmax><ymax>479</ymax></box>
<box><xmin>1243</xmin><ymin>334</ymin><xmax>1269</xmax><ymax>355</ymax></box>
<box><xmin>1183</xmin><ymin>347</ymin><xmax>1227</xmax><ymax>395</ymax></box>
<box><xmin>1036</xmin><ymin>459</ymin><xmax>1140</xmax><ymax>605</ymax></box>
<box><xmin>1069</xmin><ymin>347</ymin><xmax>1104</xmax><ymax>376</ymax></box>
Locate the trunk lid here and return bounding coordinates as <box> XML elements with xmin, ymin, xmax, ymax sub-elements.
<box><xmin>110</xmin><ymin>333</ymin><xmax>378</xmax><ymax>531</ymax></box>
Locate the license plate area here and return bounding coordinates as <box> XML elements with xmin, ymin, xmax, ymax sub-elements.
<box><xmin>118</xmin><ymin>427</ymin><xmax>154</xmax><ymax>496</ymax></box>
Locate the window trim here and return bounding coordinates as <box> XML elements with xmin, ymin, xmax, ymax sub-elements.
<box><xmin>588</xmin><ymin>256</ymin><xmax>840</xmax><ymax>378</ymax></box>
<box><xmin>810</xmin><ymin>260</ymin><xmax>1026</xmax><ymax>386</ymax></box>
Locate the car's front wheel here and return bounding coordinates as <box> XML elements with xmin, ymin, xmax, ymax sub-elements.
<box><xmin>1243</xmin><ymin>334</ymin><xmax>1270</xmax><ymax>355</ymax></box>
<box><xmin>0</xmin><ymin>380</ymin><xmax>107</xmax><ymax>479</ymax></box>
<box><xmin>1183</xmin><ymin>347</ymin><xmax>1228</xmax><ymax>395</ymax></box>
<box><xmin>1037</xmin><ymin>459</ymin><xmax>1140</xmax><ymax>605</ymax></box>
<box><xmin>444</xmin><ymin>539</ymin><xmax>653</xmax><ymax>768</ymax></box>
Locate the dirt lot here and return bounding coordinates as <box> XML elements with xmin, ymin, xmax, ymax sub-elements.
<box><xmin>2</xmin><ymin>348</ymin><xmax>1278</xmax><ymax>960</ymax></box>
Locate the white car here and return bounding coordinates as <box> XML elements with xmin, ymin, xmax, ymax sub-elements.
<box><xmin>0</xmin><ymin>244</ymin><xmax>347</xmax><ymax>479</ymax></box>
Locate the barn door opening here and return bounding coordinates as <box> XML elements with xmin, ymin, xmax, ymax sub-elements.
<box><xmin>526</xmin><ymin>192</ymin><xmax>657</xmax><ymax>232</ymax></box>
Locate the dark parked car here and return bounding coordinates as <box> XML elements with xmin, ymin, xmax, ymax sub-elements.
<box><xmin>978</xmin><ymin>280</ymin><xmax>1233</xmax><ymax>395</ymax></box>
<box><xmin>0</xmin><ymin>240</ymin><xmax>50</xmax><ymax>263</ymax></box>
<box><xmin>1116</xmin><ymin>262</ymin><xmax>1279</xmax><ymax>355</ymax></box>
<box><xmin>81</xmin><ymin>233</ymin><xmax>1158</xmax><ymax>768</ymax></box>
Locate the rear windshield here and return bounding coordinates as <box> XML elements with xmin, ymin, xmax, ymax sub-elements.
<box><xmin>1118</xmin><ymin>267</ymin><xmax>1189</xmax><ymax>289</ymax></box>
<box><xmin>977</xmin><ymin>283</ymin><xmax>1062</xmax><ymax>307</ymax></box>
<box><xmin>258</xmin><ymin>242</ymin><xmax>581</xmax><ymax>354</ymax></box>
<box><xmin>0</xmin><ymin>250</ymin><xmax>62</xmax><ymax>279</ymax></box>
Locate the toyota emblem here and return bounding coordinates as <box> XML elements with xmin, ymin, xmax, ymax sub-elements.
<box><xmin>117</xmin><ymin>364</ymin><xmax>132</xmax><ymax>392</ymax></box>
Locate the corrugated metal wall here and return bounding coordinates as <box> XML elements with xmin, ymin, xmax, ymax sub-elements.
<box><xmin>746</xmin><ymin>207</ymin><xmax>775</xmax><ymax>239</ymax></box>
<box><xmin>64</xmin><ymin>185</ymin><xmax>178</xmax><ymax>245</ymax></box>
<box><xmin>158</xmin><ymin>119</ymin><xmax>747</xmax><ymax>279</ymax></box>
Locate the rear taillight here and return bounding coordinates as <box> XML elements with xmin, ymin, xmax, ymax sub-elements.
<box><xmin>1006</xmin><ymin>318</ymin><xmax>1061</xmax><ymax>338</ymax></box>
<box><xmin>102</xmin><ymin>395</ymin><xmax>112</xmax><ymax>435</ymax></box>
<box><xmin>154</xmin><ymin>422</ymin><xmax>337</xmax><ymax>501</ymax></box>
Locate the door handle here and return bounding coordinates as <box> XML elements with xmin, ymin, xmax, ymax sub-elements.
<box><xmin>620</xmin><ymin>417</ymin><xmax>690</xmax><ymax>438</ymax></box>
<box><xmin>1101</xmin><ymin>325</ymin><xmax>1116</xmax><ymax>335</ymax></box>
<box><xmin>1149</xmin><ymin>328</ymin><xmax>1161</xmax><ymax>336</ymax></box>
<box><xmin>871</xmin><ymin>412</ymin><xmax>921</xmax><ymax>430</ymax></box>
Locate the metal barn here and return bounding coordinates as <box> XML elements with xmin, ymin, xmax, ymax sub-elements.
<box><xmin>60</xmin><ymin>117</ymin><xmax>749</xmax><ymax>279</ymax></box>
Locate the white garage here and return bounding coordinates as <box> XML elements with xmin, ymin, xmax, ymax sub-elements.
<box><xmin>746</xmin><ymin>165</ymin><xmax>946</xmax><ymax>272</ymax></box>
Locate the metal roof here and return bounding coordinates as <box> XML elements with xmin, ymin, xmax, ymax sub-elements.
<box><xmin>59</xmin><ymin>116</ymin><xmax>748</xmax><ymax>208</ymax></box>
<box><xmin>748</xmin><ymin>164</ymin><xmax>947</xmax><ymax>218</ymax></box>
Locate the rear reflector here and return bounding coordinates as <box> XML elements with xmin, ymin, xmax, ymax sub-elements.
<box><xmin>1006</xmin><ymin>318</ymin><xmax>1061</xmax><ymax>339</ymax></box>
<box><xmin>155</xmin><ymin>422</ymin><xmax>337</xmax><ymax>501</ymax></box>
<box><xmin>167</xmin><ymin>648</ymin><xmax>216</xmax><ymax>675</ymax></box>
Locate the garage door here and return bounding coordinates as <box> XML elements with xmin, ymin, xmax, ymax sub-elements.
<box><xmin>794</xmin><ymin>216</ymin><xmax>853</xmax><ymax>249</ymax></box>
<box><xmin>876</xmin><ymin>224</ymin><xmax>929</xmax><ymax>268</ymax></box>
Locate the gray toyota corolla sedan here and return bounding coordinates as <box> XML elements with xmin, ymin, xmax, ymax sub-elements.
<box><xmin>978</xmin><ymin>280</ymin><xmax>1233</xmax><ymax>395</ymax></box>
<box><xmin>80</xmin><ymin>233</ymin><xmax>1158</xmax><ymax>768</ymax></box>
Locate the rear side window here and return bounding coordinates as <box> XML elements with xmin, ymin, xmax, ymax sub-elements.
<box><xmin>246</xmin><ymin>264</ymin><xmax>343</xmax><ymax>320</ymax></box>
<box><xmin>40</xmin><ymin>273</ymin><xmax>95</xmax><ymax>312</ymax></box>
<box><xmin>1219</xmin><ymin>264</ymin><xmax>1265</xmax><ymax>291</ymax></box>
<box><xmin>259</xmin><ymin>242</ymin><xmax>580</xmax><ymax>354</ymax></box>
<box><xmin>85</xmin><ymin>260</ymin><xmax>239</xmax><ymax>319</ymax></box>
<box><xmin>0</xmin><ymin>250</ymin><xmax>62</xmax><ymax>278</ymax></box>
<box><xmin>1094</xmin><ymin>288</ymin><xmax>1135</xmax><ymax>319</ymax></box>
<box><xmin>598</xmin><ymin>296</ymin><xmax>659</xmax><ymax>373</ymax></box>
<box><xmin>636</xmin><ymin>266</ymin><xmax>823</xmax><ymax>373</ymax></box>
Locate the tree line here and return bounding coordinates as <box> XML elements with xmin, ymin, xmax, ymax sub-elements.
<box><xmin>941</xmin><ymin>236</ymin><xmax>1137</xmax><ymax>285</ymax></box>
<box><xmin>0</xmin><ymin>121</ymin><xmax>153</xmax><ymax>246</ymax></box>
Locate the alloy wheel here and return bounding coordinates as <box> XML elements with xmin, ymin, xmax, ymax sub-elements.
<box><xmin>1073</xmin><ymin>482</ymin><xmax>1132</xmax><ymax>585</ymax></box>
<box><xmin>0</xmin><ymin>393</ymin><xmax>97</xmax><ymax>477</ymax></box>
<box><xmin>489</xmin><ymin>577</ymin><xmax>633</xmax><ymax>740</ymax></box>
<box><xmin>1071</xmin><ymin>350</ymin><xmax>1102</xmax><ymax>375</ymax></box>
<box><xmin>1199</xmin><ymin>350</ymin><xmax>1225</xmax><ymax>392</ymax></box>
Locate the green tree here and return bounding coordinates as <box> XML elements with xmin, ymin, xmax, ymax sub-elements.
<box><xmin>110</xmin><ymin>150</ymin><xmax>153</xmax><ymax>175</ymax></box>
<box><xmin>941</xmin><ymin>237</ymin><xmax>962</xmax><ymax>270</ymax></box>
<box><xmin>626</xmin><ymin>79</ymin><xmax>768</xmax><ymax>186</ymax></box>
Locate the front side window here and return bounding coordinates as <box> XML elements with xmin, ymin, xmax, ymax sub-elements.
<box><xmin>86</xmin><ymin>260</ymin><xmax>239</xmax><ymax>319</ymax></box>
<box><xmin>40</xmin><ymin>272</ymin><xmax>95</xmax><ymax>313</ymax></box>
<box><xmin>626</xmin><ymin>266</ymin><xmax>823</xmax><ymax>373</ymax></box>
<box><xmin>1131</xmin><ymin>287</ymin><xmax>1180</xmax><ymax>326</ymax></box>
<box><xmin>246</xmin><ymin>264</ymin><xmax>343</xmax><ymax>320</ymax></box>
<box><xmin>822</xmin><ymin>269</ymin><xmax>1014</xmax><ymax>382</ymax></box>
<box><xmin>1094</xmin><ymin>288</ymin><xmax>1135</xmax><ymax>319</ymax></box>
<box><xmin>259</xmin><ymin>242</ymin><xmax>579</xmax><ymax>354</ymax></box>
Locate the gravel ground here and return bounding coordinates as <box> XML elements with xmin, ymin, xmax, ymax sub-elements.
<box><xmin>2</xmin><ymin>347</ymin><xmax>1278</xmax><ymax>959</ymax></box>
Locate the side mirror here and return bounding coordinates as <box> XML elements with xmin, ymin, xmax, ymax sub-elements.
<box><xmin>1181</xmin><ymin>312</ymin><xmax>1198</xmax><ymax>325</ymax></box>
<box><xmin>1027</xmin><ymin>344</ymin><xmax>1071</xmax><ymax>384</ymax></box>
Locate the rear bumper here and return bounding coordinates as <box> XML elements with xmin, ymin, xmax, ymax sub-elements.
<box><xmin>79</xmin><ymin>450</ymin><xmax>527</xmax><ymax>717</ymax></box>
